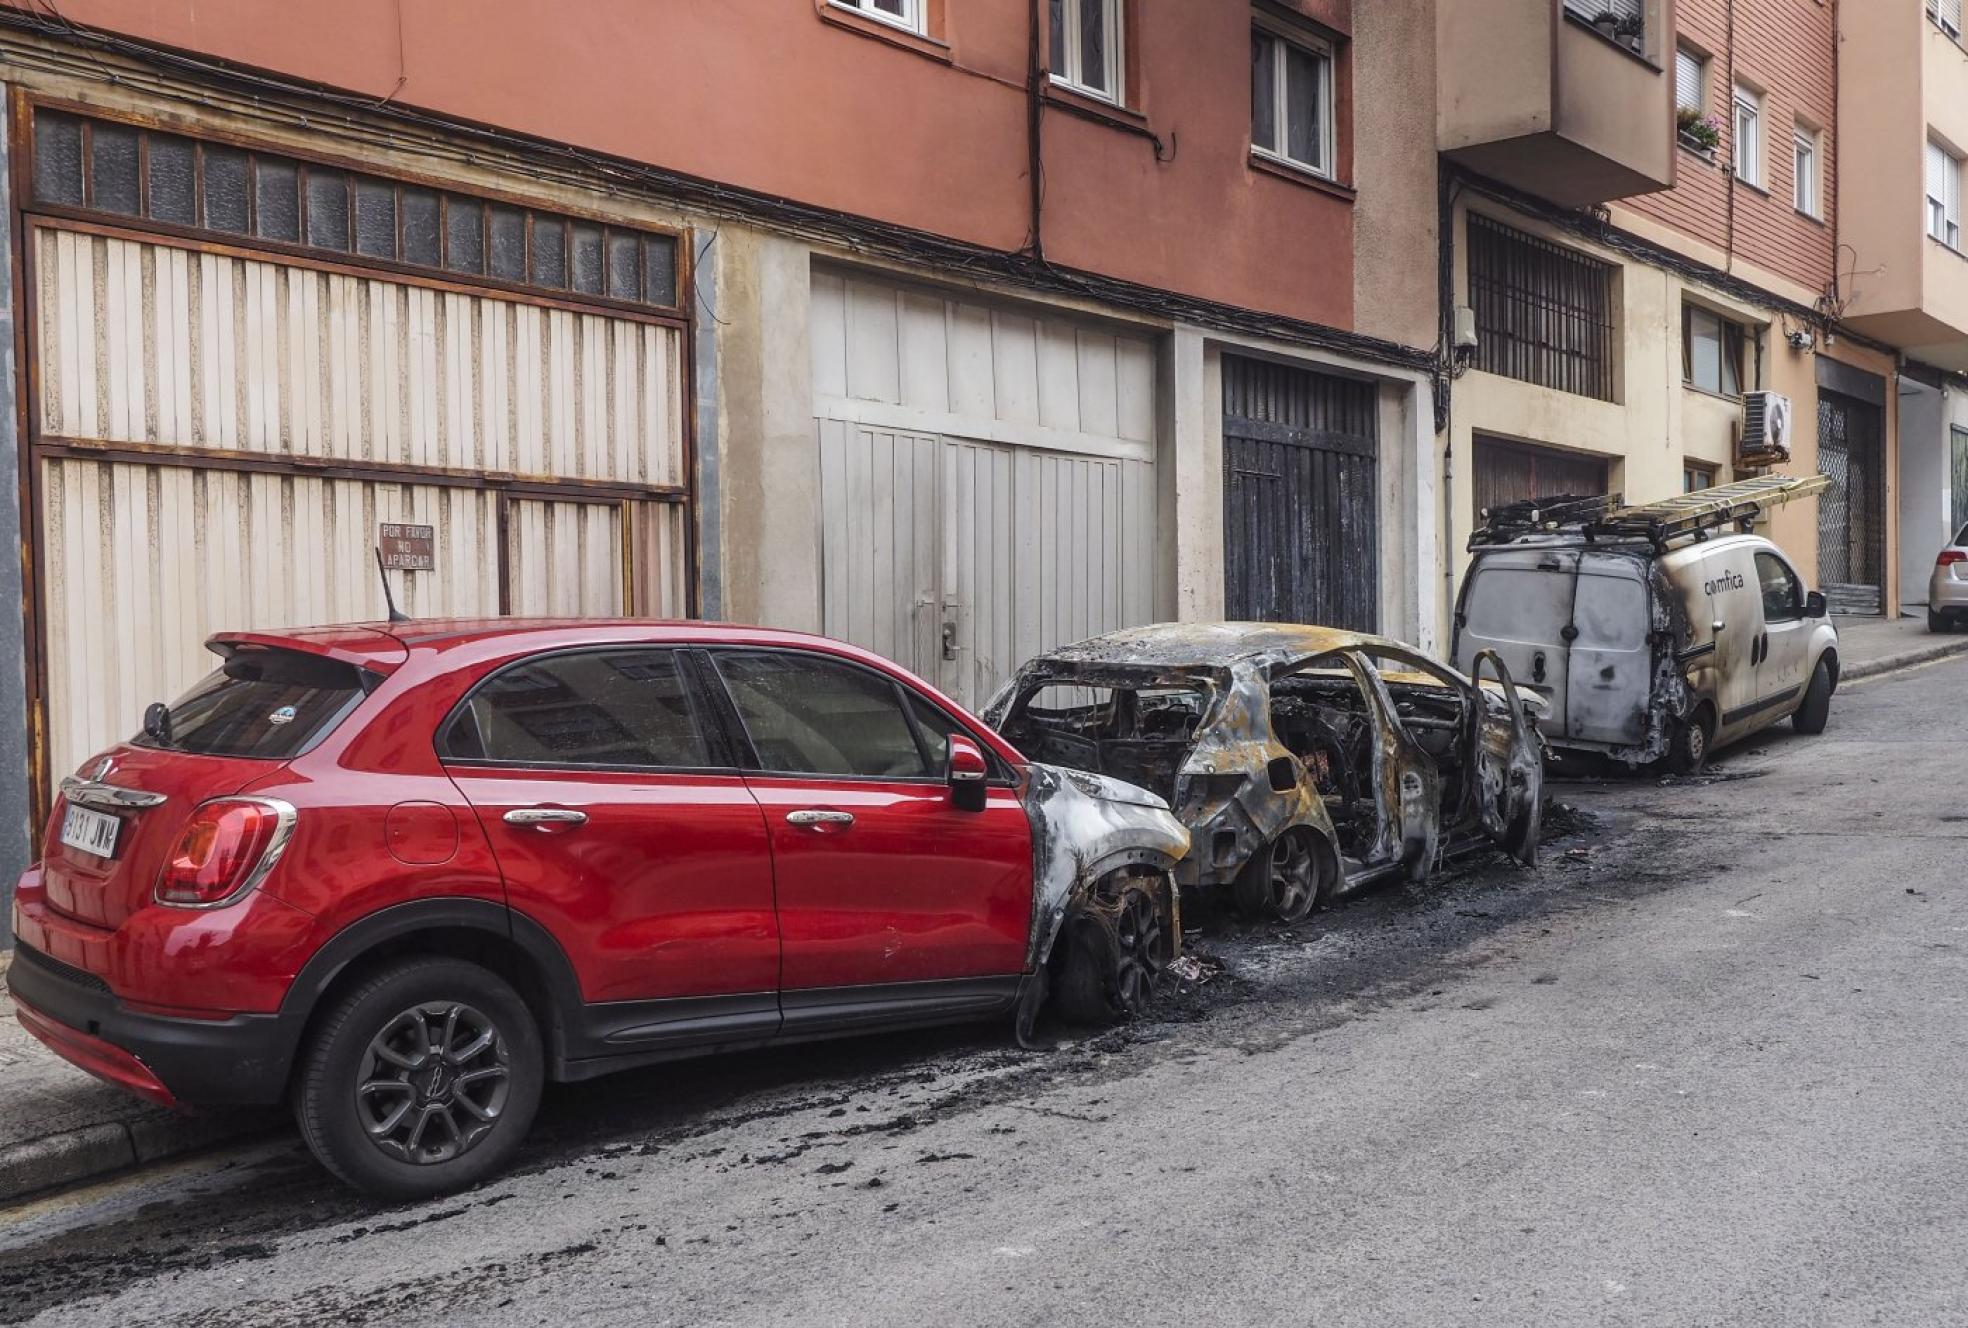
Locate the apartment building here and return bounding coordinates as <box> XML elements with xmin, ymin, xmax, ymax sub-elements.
<box><xmin>1839</xmin><ymin>0</ymin><xmax>1968</xmax><ymax>606</ymax></box>
<box><xmin>1436</xmin><ymin>0</ymin><xmax>1908</xmax><ymax>622</ymax></box>
<box><xmin>0</xmin><ymin>0</ymin><xmax>1445</xmax><ymax>905</ymax></box>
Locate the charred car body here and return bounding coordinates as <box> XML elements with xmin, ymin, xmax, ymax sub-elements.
<box><xmin>1452</xmin><ymin>475</ymin><xmax>1839</xmax><ymax>773</ymax></box>
<box><xmin>984</xmin><ymin>623</ymin><xmax>1544</xmax><ymax>924</ymax></box>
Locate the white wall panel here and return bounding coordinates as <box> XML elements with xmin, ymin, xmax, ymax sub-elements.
<box><xmin>35</xmin><ymin>226</ymin><xmax>685</xmax><ymax>487</ymax></box>
<box><xmin>813</xmin><ymin>270</ymin><xmax>1161</xmax><ymax>706</ymax></box>
<box><xmin>39</xmin><ymin>457</ymin><xmax>500</xmax><ymax>778</ymax></box>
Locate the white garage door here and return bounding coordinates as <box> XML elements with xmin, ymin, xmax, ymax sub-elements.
<box><xmin>811</xmin><ymin>271</ymin><xmax>1158</xmax><ymax>706</ymax></box>
<box><xmin>31</xmin><ymin>220</ymin><xmax>689</xmax><ymax>781</ymax></box>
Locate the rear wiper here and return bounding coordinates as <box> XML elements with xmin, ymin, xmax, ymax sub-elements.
<box><xmin>143</xmin><ymin>701</ymin><xmax>175</xmax><ymax>748</ymax></box>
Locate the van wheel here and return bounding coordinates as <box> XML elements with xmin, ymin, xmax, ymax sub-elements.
<box><xmin>1052</xmin><ymin>873</ymin><xmax>1172</xmax><ymax>1026</ymax></box>
<box><xmin>295</xmin><ymin>958</ymin><xmax>543</xmax><ymax>1200</ymax></box>
<box><xmin>1666</xmin><ymin>707</ymin><xmax>1713</xmax><ymax>775</ymax></box>
<box><xmin>1233</xmin><ymin>828</ymin><xmax>1324</xmax><ymax>924</ymax></box>
<box><xmin>1793</xmin><ymin>660</ymin><xmax>1833</xmax><ymax>735</ymax></box>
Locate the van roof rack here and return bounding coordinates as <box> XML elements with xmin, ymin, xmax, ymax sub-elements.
<box><xmin>1471</xmin><ymin>473</ymin><xmax>1832</xmax><ymax>552</ymax></box>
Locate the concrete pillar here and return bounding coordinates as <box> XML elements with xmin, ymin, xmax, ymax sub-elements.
<box><xmin>1157</xmin><ymin>326</ymin><xmax>1221</xmax><ymax>622</ymax></box>
<box><xmin>715</xmin><ymin>228</ymin><xmax>820</xmax><ymax>632</ymax></box>
<box><xmin>1898</xmin><ymin>378</ymin><xmax>1948</xmax><ymax>608</ymax></box>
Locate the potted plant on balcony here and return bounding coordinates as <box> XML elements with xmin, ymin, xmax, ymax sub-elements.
<box><xmin>1590</xmin><ymin>9</ymin><xmax>1620</xmax><ymax>39</ymax></box>
<box><xmin>1615</xmin><ymin>14</ymin><xmax>1646</xmax><ymax>52</ymax></box>
<box><xmin>1677</xmin><ymin>106</ymin><xmax>1723</xmax><ymax>155</ymax></box>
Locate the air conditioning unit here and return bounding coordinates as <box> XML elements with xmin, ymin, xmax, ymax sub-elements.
<box><xmin>1737</xmin><ymin>390</ymin><xmax>1792</xmax><ymax>467</ymax></box>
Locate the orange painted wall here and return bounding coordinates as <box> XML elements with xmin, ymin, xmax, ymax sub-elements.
<box><xmin>7</xmin><ymin>0</ymin><xmax>1357</xmax><ymax>328</ymax></box>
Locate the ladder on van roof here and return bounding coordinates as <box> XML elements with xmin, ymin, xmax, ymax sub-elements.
<box><xmin>1471</xmin><ymin>473</ymin><xmax>1831</xmax><ymax>551</ymax></box>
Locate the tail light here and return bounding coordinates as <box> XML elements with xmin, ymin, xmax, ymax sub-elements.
<box><xmin>154</xmin><ymin>798</ymin><xmax>297</xmax><ymax>909</ymax></box>
<box><xmin>1938</xmin><ymin>550</ymin><xmax>1966</xmax><ymax>567</ymax></box>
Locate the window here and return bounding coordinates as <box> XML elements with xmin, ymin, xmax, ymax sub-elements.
<box><xmin>1675</xmin><ymin>45</ymin><xmax>1707</xmax><ymax>112</ymax></box>
<box><xmin>1251</xmin><ymin>24</ymin><xmax>1334</xmax><ymax>178</ymax></box>
<box><xmin>715</xmin><ymin>651</ymin><xmax>937</xmax><ymax>778</ymax></box>
<box><xmin>1466</xmin><ymin>216</ymin><xmax>1617</xmax><ymax>401</ymax></box>
<box><xmin>441</xmin><ymin>650</ymin><xmax>714</xmax><ymax>769</ymax></box>
<box><xmin>30</xmin><ymin>106</ymin><xmax>681</xmax><ymax>309</ymax></box>
<box><xmin>1733</xmin><ymin>84</ymin><xmax>1762</xmax><ymax>186</ymax></box>
<box><xmin>1931</xmin><ymin>0</ymin><xmax>1963</xmax><ymax>38</ymax></box>
<box><xmin>1683</xmin><ymin>461</ymin><xmax>1718</xmax><ymax>494</ymax></box>
<box><xmin>1929</xmin><ymin>140</ymin><xmax>1963</xmax><ymax>248</ymax></box>
<box><xmin>1683</xmin><ymin>304</ymin><xmax>1748</xmax><ymax>397</ymax></box>
<box><xmin>1050</xmin><ymin>0</ymin><xmax>1122</xmax><ymax>103</ymax></box>
<box><xmin>831</xmin><ymin>0</ymin><xmax>923</xmax><ymax>34</ymax></box>
<box><xmin>137</xmin><ymin>646</ymin><xmax>364</xmax><ymax>759</ymax></box>
<box><xmin>1793</xmin><ymin>124</ymin><xmax>1820</xmax><ymax>218</ymax></box>
<box><xmin>1755</xmin><ymin>551</ymin><xmax>1803</xmax><ymax>623</ymax></box>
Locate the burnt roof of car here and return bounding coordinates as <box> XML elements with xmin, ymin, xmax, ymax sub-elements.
<box><xmin>1032</xmin><ymin>621</ymin><xmax>1404</xmax><ymax>668</ymax></box>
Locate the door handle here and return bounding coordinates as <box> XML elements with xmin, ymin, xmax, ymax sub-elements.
<box><xmin>503</xmin><ymin>807</ymin><xmax>589</xmax><ymax>830</ymax></box>
<box><xmin>786</xmin><ymin>809</ymin><xmax>855</xmax><ymax>829</ymax></box>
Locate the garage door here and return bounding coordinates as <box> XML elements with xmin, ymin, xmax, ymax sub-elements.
<box><xmin>1472</xmin><ymin>436</ymin><xmax>1612</xmax><ymax>523</ymax></box>
<box><xmin>811</xmin><ymin>271</ymin><xmax>1158</xmax><ymax>706</ymax></box>
<box><xmin>24</xmin><ymin>104</ymin><xmax>692</xmax><ymax>788</ymax></box>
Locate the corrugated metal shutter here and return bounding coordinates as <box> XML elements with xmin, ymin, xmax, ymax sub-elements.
<box><xmin>32</xmin><ymin>223</ymin><xmax>691</xmax><ymax>779</ymax></box>
<box><xmin>40</xmin><ymin>459</ymin><xmax>500</xmax><ymax>777</ymax></box>
<box><xmin>812</xmin><ymin>271</ymin><xmax>1157</xmax><ymax>705</ymax></box>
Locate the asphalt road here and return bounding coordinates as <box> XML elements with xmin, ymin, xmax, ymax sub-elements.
<box><xmin>3</xmin><ymin>653</ymin><xmax>1964</xmax><ymax>1327</ymax></box>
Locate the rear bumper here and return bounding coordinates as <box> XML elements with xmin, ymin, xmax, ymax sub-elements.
<box><xmin>7</xmin><ymin>943</ymin><xmax>295</xmax><ymax>1106</ymax></box>
<box><xmin>1929</xmin><ymin>572</ymin><xmax>1968</xmax><ymax>612</ymax></box>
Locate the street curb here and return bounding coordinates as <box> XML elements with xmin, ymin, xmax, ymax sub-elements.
<box><xmin>1841</xmin><ymin>634</ymin><xmax>1968</xmax><ymax>683</ymax></box>
<box><xmin>0</xmin><ymin>1108</ymin><xmax>265</xmax><ymax>1207</ymax></box>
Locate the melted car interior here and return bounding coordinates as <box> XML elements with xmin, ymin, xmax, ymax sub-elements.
<box><xmin>997</xmin><ymin>681</ymin><xmax>1211</xmax><ymax>802</ymax></box>
<box><xmin>1268</xmin><ymin>653</ymin><xmax>1476</xmax><ymax>861</ymax></box>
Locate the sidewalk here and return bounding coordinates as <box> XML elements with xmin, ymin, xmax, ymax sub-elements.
<box><xmin>0</xmin><ymin>611</ymin><xmax>1961</xmax><ymax>1205</ymax></box>
<box><xmin>0</xmin><ymin>951</ymin><xmax>274</xmax><ymax>1204</ymax></box>
<box><xmin>1828</xmin><ymin>611</ymin><xmax>1968</xmax><ymax>681</ymax></box>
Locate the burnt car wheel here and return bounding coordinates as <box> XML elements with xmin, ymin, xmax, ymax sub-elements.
<box><xmin>1233</xmin><ymin>828</ymin><xmax>1324</xmax><ymax>924</ymax></box>
<box><xmin>295</xmin><ymin>957</ymin><xmax>543</xmax><ymax>1200</ymax></box>
<box><xmin>1053</xmin><ymin>872</ymin><xmax>1173</xmax><ymax>1026</ymax></box>
<box><xmin>1666</xmin><ymin>706</ymin><xmax>1713</xmax><ymax>776</ymax></box>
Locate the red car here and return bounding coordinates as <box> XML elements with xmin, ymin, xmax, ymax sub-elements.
<box><xmin>10</xmin><ymin>621</ymin><xmax>1188</xmax><ymax>1198</ymax></box>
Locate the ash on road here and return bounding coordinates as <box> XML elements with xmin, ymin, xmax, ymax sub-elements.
<box><xmin>4</xmin><ymin>655</ymin><xmax>1965</xmax><ymax>1327</ymax></box>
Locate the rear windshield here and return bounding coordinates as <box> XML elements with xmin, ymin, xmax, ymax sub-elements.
<box><xmin>135</xmin><ymin>646</ymin><xmax>366</xmax><ymax>759</ymax></box>
<box><xmin>1461</xmin><ymin>567</ymin><xmax>1573</xmax><ymax>643</ymax></box>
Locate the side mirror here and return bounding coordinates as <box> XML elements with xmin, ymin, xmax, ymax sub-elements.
<box><xmin>1805</xmin><ymin>590</ymin><xmax>1827</xmax><ymax>619</ymax></box>
<box><xmin>947</xmin><ymin>733</ymin><xmax>989</xmax><ymax>813</ymax></box>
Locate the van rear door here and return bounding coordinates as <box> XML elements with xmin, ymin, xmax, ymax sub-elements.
<box><xmin>1454</xmin><ymin>550</ymin><xmax>1579</xmax><ymax>739</ymax></box>
<box><xmin>1564</xmin><ymin>554</ymin><xmax>1653</xmax><ymax>748</ymax></box>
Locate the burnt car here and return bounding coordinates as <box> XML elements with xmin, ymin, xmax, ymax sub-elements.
<box><xmin>984</xmin><ymin>624</ymin><xmax>1544</xmax><ymax>924</ymax></box>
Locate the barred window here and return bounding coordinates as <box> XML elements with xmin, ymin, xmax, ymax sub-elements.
<box><xmin>29</xmin><ymin>107</ymin><xmax>681</xmax><ymax>311</ymax></box>
<box><xmin>1467</xmin><ymin>215</ymin><xmax>1616</xmax><ymax>402</ymax></box>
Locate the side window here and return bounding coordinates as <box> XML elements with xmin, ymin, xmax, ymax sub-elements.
<box><xmin>1755</xmin><ymin>551</ymin><xmax>1802</xmax><ymax>623</ymax></box>
<box><xmin>715</xmin><ymin>651</ymin><xmax>933</xmax><ymax>778</ymax></box>
<box><xmin>440</xmin><ymin>649</ymin><xmax>713</xmax><ymax>769</ymax></box>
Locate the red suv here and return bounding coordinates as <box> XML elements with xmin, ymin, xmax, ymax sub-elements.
<box><xmin>10</xmin><ymin>621</ymin><xmax>1187</xmax><ymax>1198</ymax></box>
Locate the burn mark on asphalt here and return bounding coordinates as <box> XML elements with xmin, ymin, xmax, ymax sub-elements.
<box><xmin>0</xmin><ymin>807</ymin><xmax>1629</xmax><ymax>1326</ymax></box>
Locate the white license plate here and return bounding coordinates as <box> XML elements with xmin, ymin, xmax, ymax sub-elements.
<box><xmin>60</xmin><ymin>804</ymin><xmax>121</xmax><ymax>859</ymax></box>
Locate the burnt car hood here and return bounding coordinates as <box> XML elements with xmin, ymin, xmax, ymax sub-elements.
<box><xmin>1020</xmin><ymin>762</ymin><xmax>1190</xmax><ymax>970</ymax></box>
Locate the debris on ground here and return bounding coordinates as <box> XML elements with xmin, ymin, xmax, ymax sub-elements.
<box><xmin>1166</xmin><ymin>953</ymin><xmax>1224</xmax><ymax>986</ymax></box>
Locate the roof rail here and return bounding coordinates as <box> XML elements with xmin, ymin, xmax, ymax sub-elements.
<box><xmin>1470</xmin><ymin>473</ymin><xmax>1831</xmax><ymax>552</ymax></box>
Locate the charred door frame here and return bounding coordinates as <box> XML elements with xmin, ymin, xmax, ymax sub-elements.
<box><xmin>1222</xmin><ymin>354</ymin><xmax>1380</xmax><ymax>633</ymax></box>
<box><xmin>7</xmin><ymin>90</ymin><xmax>699</xmax><ymax>842</ymax></box>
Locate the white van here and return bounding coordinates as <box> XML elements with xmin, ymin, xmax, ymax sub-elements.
<box><xmin>1451</xmin><ymin>479</ymin><xmax>1839</xmax><ymax>772</ymax></box>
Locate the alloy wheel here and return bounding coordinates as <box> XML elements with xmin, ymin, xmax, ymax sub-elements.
<box><xmin>355</xmin><ymin>1001</ymin><xmax>512</xmax><ymax>1165</ymax></box>
<box><xmin>1268</xmin><ymin>832</ymin><xmax>1318</xmax><ymax>921</ymax></box>
<box><xmin>1111</xmin><ymin>888</ymin><xmax>1169</xmax><ymax>1014</ymax></box>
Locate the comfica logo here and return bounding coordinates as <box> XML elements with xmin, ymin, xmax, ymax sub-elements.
<box><xmin>1703</xmin><ymin>569</ymin><xmax>1746</xmax><ymax>596</ymax></box>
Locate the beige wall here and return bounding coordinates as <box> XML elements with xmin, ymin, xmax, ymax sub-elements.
<box><xmin>1443</xmin><ymin>199</ymin><xmax>1897</xmax><ymax>636</ymax></box>
<box><xmin>1353</xmin><ymin>0</ymin><xmax>1440</xmax><ymax>350</ymax></box>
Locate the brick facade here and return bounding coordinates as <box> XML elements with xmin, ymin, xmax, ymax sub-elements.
<box><xmin>1624</xmin><ymin>0</ymin><xmax>1837</xmax><ymax>300</ymax></box>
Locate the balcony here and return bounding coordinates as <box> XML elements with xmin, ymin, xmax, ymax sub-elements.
<box><xmin>1437</xmin><ymin>0</ymin><xmax>1677</xmax><ymax>208</ymax></box>
<box><xmin>1835</xmin><ymin>5</ymin><xmax>1968</xmax><ymax>372</ymax></box>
